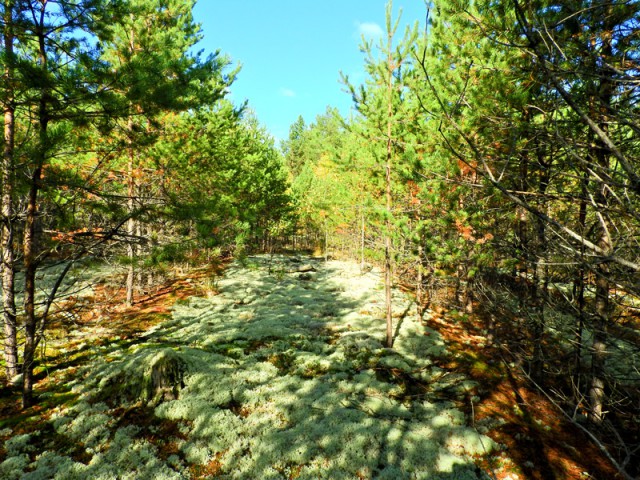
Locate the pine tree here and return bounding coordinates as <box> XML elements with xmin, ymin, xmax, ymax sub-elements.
<box><xmin>0</xmin><ymin>0</ymin><xmax>19</xmax><ymax>381</ymax></box>
<box><xmin>100</xmin><ymin>0</ymin><xmax>233</xmax><ymax>305</ymax></box>
<box><xmin>419</xmin><ymin>0</ymin><xmax>640</xmax><ymax>462</ymax></box>
<box><xmin>343</xmin><ymin>1</ymin><xmax>418</xmax><ymax>347</ymax></box>
<box><xmin>8</xmin><ymin>0</ymin><xmax>124</xmax><ymax>407</ymax></box>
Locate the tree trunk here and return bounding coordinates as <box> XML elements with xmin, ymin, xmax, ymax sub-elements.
<box><xmin>588</xmin><ymin>11</ymin><xmax>614</xmax><ymax>423</ymax></box>
<box><xmin>23</xmin><ymin>167</ymin><xmax>40</xmax><ymax>407</ymax></box>
<box><xmin>531</xmin><ymin>152</ymin><xmax>550</xmax><ymax>381</ymax></box>
<box><xmin>125</xmin><ymin>23</ymin><xmax>137</xmax><ymax>306</ymax></box>
<box><xmin>573</xmin><ymin>171</ymin><xmax>588</xmax><ymax>390</ymax></box>
<box><xmin>384</xmin><ymin>28</ymin><xmax>394</xmax><ymax>348</ymax></box>
<box><xmin>22</xmin><ymin>8</ymin><xmax>49</xmax><ymax>407</ymax></box>
<box><xmin>589</xmin><ymin>268</ymin><xmax>608</xmax><ymax>424</ymax></box>
<box><xmin>146</xmin><ymin>224</ymin><xmax>154</xmax><ymax>288</ymax></box>
<box><xmin>416</xmin><ymin>242</ymin><xmax>423</xmax><ymax>320</ymax></box>
<box><xmin>126</xmin><ymin>115</ymin><xmax>136</xmax><ymax>306</ymax></box>
<box><xmin>589</xmin><ymin>175</ymin><xmax>611</xmax><ymax>424</ymax></box>
<box><xmin>135</xmin><ymin>212</ymin><xmax>143</xmax><ymax>286</ymax></box>
<box><xmin>22</xmin><ymin>132</ymin><xmax>44</xmax><ymax>408</ymax></box>
<box><xmin>324</xmin><ymin>218</ymin><xmax>328</xmax><ymax>261</ymax></box>
<box><xmin>360</xmin><ymin>205</ymin><xmax>365</xmax><ymax>272</ymax></box>
<box><xmin>2</xmin><ymin>1</ymin><xmax>18</xmax><ymax>380</ymax></box>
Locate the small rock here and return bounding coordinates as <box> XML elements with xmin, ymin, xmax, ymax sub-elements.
<box><xmin>360</xmin><ymin>263</ymin><xmax>373</xmax><ymax>273</ymax></box>
<box><xmin>296</xmin><ymin>264</ymin><xmax>316</xmax><ymax>273</ymax></box>
<box><xmin>9</xmin><ymin>373</ymin><xmax>23</xmax><ymax>387</ymax></box>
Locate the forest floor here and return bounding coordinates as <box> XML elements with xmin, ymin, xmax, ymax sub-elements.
<box><xmin>0</xmin><ymin>254</ymin><xmax>621</xmax><ymax>479</ymax></box>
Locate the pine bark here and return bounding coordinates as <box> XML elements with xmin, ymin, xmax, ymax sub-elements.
<box><xmin>2</xmin><ymin>0</ymin><xmax>18</xmax><ymax>380</ymax></box>
<box><xmin>588</xmin><ymin>7</ymin><xmax>614</xmax><ymax>423</ymax></box>
<box><xmin>126</xmin><ymin>115</ymin><xmax>136</xmax><ymax>306</ymax></box>
<box><xmin>23</xmin><ymin>164</ymin><xmax>42</xmax><ymax>407</ymax></box>
<box><xmin>125</xmin><ymin>22</ymin><xmax>137</xmax><ymax>307</ymax></box>
<box><xmin>573</xmin><ymin>172</ymin><xmax>588</xmax><ymax>382</ymax></box>
<box><xmin>22</xmin><ymin>10</ymin><xmax>49</xmax><ymax>407</ymax></box>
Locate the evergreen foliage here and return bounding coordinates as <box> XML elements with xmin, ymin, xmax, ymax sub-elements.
<box><xmin>1</xmin><ymin>0</ymin><xmax>639</xmax><ymax>476</ymax></box>
<box><xmin>0</xmin><ymin>0</ymin><xmax>292</xmax><ymax>405</ymax></box>
<box><xmin>283</xmin><ymin>0</ymin><xmax>640</xmax><ymax>475</ymax></box>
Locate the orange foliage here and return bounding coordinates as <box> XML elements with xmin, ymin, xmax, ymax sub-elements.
<box><xmin>51</xmin><ymin>227</ymin><xmax>105</xmax><ymax>243</ymax></box>
<box><xmin>476</xmin><ymin>233</ymin><xmax>494</xmax><ymax>245</ymax></box>
<box><xmin>455</xmin><ymin>219</ymin><xmax>494</xmax><ymax>245</ymax></box>
<box><xmin>457</xmin><ymin>159</ymin><xmax>478</xmax><ymax>179</ymax></box>
<box><xmin>336</xmin><ymin>222</ymin><xmax>350</xmax><ymax>235</ymax></box>
<box><xmin>455</xmin><ymin>218</ymin><xmax>475</xmax><ymax>241</ymax></box>
<box><xmin>407</xmin><ymin>180</ymin><xmax>421</xmax><ymax>206</ymax></box>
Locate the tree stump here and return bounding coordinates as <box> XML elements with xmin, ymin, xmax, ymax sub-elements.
<box><xmin>143</xmin><ymin>348</ymin><xmax>186</xmax><ymax>404</ymax></box>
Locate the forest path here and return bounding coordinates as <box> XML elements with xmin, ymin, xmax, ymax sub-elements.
<box><xmin>1</xmin><ymin>255</ymin><xmax>498</xmax><ymax>479</ymax></box>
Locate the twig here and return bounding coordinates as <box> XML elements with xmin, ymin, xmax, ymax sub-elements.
<box><xmin>518</xmin><ymin>366</ymin><xmax>635</xmax><ymax>480</ymax></box>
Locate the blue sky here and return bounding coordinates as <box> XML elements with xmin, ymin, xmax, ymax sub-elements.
<box><xmin>192</xmin><ymin>1</ymin><xmax>428</xmax><ymax>143</ymax></box>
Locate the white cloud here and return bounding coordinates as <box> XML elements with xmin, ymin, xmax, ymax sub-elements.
<box><xmin>279</xmin><ymin>88</ymin><xmax>296</xmax><ymax>98</ymax></box>
<box><xmin>356</xmin><ymin>21</ymin><xmax>384</xmax><ymax>39</ymax></box>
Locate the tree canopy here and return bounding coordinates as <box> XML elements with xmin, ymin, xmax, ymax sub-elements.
<box><xmin>1</xmin><ymin>0</ymin><xmax>640</xmax><ymax>477</ymax></box>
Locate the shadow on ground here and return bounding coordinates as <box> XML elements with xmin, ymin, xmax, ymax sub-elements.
<box><xmin>0</xmin><ymin>255</ymin><xmax>497</xmax><ymax>479</ymax></box>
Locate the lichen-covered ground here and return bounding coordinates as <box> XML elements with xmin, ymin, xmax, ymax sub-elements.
<box><xmin>1</xmin><ymin>255</ymin><xmax>501</xmax><ymax>479</ymax></box>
